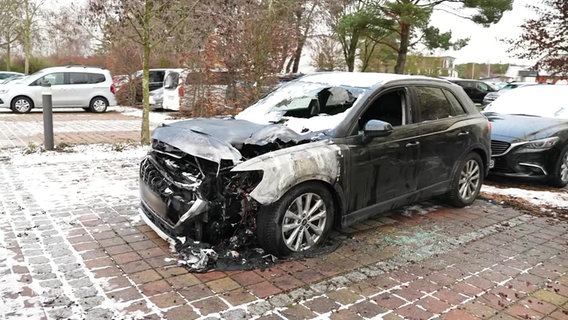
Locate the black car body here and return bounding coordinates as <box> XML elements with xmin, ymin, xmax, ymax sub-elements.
<box><xmin>449</xmin><ymin>79</ymin><xmax>497</xmax><ymax>105</ymax></box>
<box><xmin>139</xmin><ymin>72</ymin><xmax>491</xmax><ymax>260</ymax></box>
<box><xmin>484</xmin><ymin>85</ymin><xmax>568</xmax><ymax>187</ymax></box>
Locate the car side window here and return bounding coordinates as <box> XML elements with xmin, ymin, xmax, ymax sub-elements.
<box><xmin>69</xmin><ymin>72</ymin><xmax>89</xmax><ymax>84</ymax></box>
<box><xmin>164</xmin><ymin>72</ymin><xmax>179</xmax><ymax>89</ymax></box>
<box><xmin>149</xmin><ymin>71</ymin><xmax>165</xmax><ymax>83</ymax></box>
<box><xmin>88</xmin><ymin>73</ymin><xmax>106</xmax><ymax>84</ymax></box>
<box><xmin>477</xmin><ymin>82</ymin><xmax>489</xmax><ymax>91</ymax></box>
<box><xmin>415</xmin><ymin>86</ymin><xmax>455</xmax><ymax>121</ymax></box>
<box><xmin>443</xmin><ymin>89</ymin><xmax>466</xmax><ymax>115</ymax></box>
<box><xmin>31</xmin><ymin>72</ymin><xmax>65</xmax><ymax>86</ymax></box>
<box><xmin>359</xmin><ymin>89</ymin><xmax>405</xmax><ymax>129</ymax></box>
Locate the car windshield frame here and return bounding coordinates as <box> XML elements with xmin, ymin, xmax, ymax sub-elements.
<box><xmin>235</xmin><ymin>79</ymin><xmax>369</xmax><ymax>134</ymax></box>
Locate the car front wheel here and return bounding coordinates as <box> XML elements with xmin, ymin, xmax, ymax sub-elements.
<box><xmin>549</xmin><ymin>145</ymin><xmax>568</xmax><ymax>188</ymax></box>
<box><xmin>256</xmin><ymin>182</ymin><xmax>334</xmax><ymax>257</ymax></box>
<box><xmin>89</xmin><ymin>97</ymin><xmax>108</xmax><ymax>113</ymax></box>
<box><xmin>447</xmin><ymin>152</ymin><xmax>483</xmax><ymax>207</ymax></box>
<box><xmin>11</xmin><ymin>96</ymin><xmax>33</xmax><ymax>113</ymax></box>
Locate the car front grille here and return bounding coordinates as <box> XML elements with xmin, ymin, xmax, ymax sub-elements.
<box><xmin>140</xmin><ymin>157</ymin><xmax>167</xmax><ymax>193</ymax></box>
<box><xmin>491</xmin><ymin>140</ymin><xmax>511</xmax><ymax>156</ymax></box>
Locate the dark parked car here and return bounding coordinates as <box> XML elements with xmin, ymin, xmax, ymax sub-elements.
<box><xmin>449</xmin><ymin>79</ymin><xmax>497</xmax><ymax>105</ymax></box>
<box><xmin>484</xmin><ymin>85</ymin><xmax>568</xmax><ymax>187</ymax></box>
<box><xmin>482</xmin><ymin>82</ymin><xmax>539</xmax><ymax>106</ymax></box>
<box><xmin>139</xmin><ymin>72</ymin><xmax>491</xmax><ymax>259</ymax></box>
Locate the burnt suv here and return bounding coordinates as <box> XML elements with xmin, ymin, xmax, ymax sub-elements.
<box><xmin>139</xmin><ymin>72</ymin><xmax>491</xmax><ymax>260</ymax></box>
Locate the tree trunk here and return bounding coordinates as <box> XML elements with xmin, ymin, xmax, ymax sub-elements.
<box><xmin>291</xmin><ymin>37</ymin><xmax>305</xmax><ymax>73</ymax></box>
<box><xmin>345</xmin><ymin>30</ymin><xmax>361</xmax><ymax>72</ymax></box>
<box><xmin>6</xmin><ymin>38</ymin><xmax>11</xmax><ymax>71</ymax></box>
<box><xmin>140</xmin><ymin>0</ymin><xmax>152</xmax><ymax>145</ymax></box>
<box><xmin>24</xmin><ymin>17</ymin><xmax>31</xmax><ymax>74</ymax></box>
<box><xmin>394</xmin><ymin>23</ymin><xmax>410</xmax><ymax>74</ymax></box>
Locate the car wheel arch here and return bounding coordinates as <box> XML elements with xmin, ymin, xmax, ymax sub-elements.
<box><xmin>231</xmin><ymin>143</ymin><xmax>343</xmax><ymax>205</ymax></box>
<box><xmin>453</xmin><ymin>146</ymin><xmax>489</xmax><ymax>177</ymax></box>
<box><xmin>255</xmin><ymin>179</ymin><xmax>342</xmax><ymax>256</ymax></box>
<box><xmin>257</xmin><ymin>178</ymin><xmax>344</xmax><ymax>222</ymax></box>
<box><xmin>89</xmin><ymin>96</ymin><xmax>109</xmax><ymax>112</ymax></box>
<box><xmin>11</xmin><ymin>95</ymin><xmax>35</xmax><ymax>111</ymax></box>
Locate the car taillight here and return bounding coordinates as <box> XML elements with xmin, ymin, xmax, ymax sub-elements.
<box><xmin>110</xmin><ymin>83</ymin><xmax>116</xmax><ymax>94</ymax></box>
<box><xmin>178</xmin><ymin>86</ymin><xmax>184</xmax><ymax>97</ymax></box>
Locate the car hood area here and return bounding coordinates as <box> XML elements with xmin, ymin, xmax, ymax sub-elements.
<box><xmin>152</xmin><ymin>117</ymin><xmax>323</xmax><ymax>164</ymax></box>
<box><xmin>485</xmin><ymin>113</ymin><xmax>567</xmax><ymax>143</ymax></box>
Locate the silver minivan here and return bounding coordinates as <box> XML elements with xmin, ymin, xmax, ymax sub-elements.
<box><xmin>0</xmin><ymin>66</ymin><xmax>117</xmax><ymax>113</ymax></box>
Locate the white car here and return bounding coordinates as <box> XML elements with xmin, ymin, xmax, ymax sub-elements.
<box><xmin>161</xmin><ymin>68</ymin><xmax>184</xmax><ymax>110</ymax></box>
<box><xmin>0</xmin><ymin>66</ymin><xmax>117</xmax><ymax>113</ymax></box>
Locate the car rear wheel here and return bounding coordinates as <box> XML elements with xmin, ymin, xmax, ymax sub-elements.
<box><xmin>256</xmin><ymin>182</ymin><xmax>334</xmax><ymax>257</ymax></box>
<box><xmin>447</xmin><ymin>152</ymin><xmax>483</xmax><ymax>207</ymax></box>
<box><xmin>11</xmin><ymin>96</ymin><xmax>33</xmax><ymax>113</ymax></box>
<box><xmin>549</xmin><ymin>145</ymin><xmax>568</xmax><ymax>188</ymax></box>
<box><xmin>89</xmin><ymin>97</ymin><xmax>108</xmax><ymax>113</ymax></box>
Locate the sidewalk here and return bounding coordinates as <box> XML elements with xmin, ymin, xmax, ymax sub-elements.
<box><xmin>0</xmin><ymin>107</ymin><xmax>168</xmax><ymax>149</ymax></box>
<box><xmin>0</xmin><ymin>109</ymin><xmax>567</xmax><ymax>319</ymax></box>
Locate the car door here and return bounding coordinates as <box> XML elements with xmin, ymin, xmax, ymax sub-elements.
<box><xmin>344</xmin><ymin>88</ymin><xmax>421</xmax><ymax>214</ymax></box>
<box><xmin>411</xmin><ymin>85</ymin><xmax>472</xmax><ymax>190</ymax></box>
<box><xmin>66</xmin><ymin>72</ymin><xmax>91</xmax><ymax>106</ymax></box>
<box><xmin>29</xmin><ymin>72</ymin><xmax>67</xmax><ymax>107</ymax></box>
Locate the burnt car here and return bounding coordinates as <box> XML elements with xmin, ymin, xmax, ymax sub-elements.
<box><xmin>483</xmin><ymin>85</ymin><xmax>568</xmax><ymax>187</ymax></box>
<box><xmin>139</xmin><ymin>72</ymin><xmax>491</xmax><ymax>259</ymax></box>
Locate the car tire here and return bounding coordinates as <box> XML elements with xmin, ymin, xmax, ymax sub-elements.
<box><xmin>11</xmin><ymin>96</ymin><xmax>33</xmax><ymax>113</ymax></box>
<box><xmin>89</xmin><ymin>97</ymin><xmax>108</xmax><ymax>113</ymax></box>
<box><xmin>446</xmin><ymin>152</ymin><xmax>483</xmax><ymax>207</ymax></box>
<box><xmin>256</xmin><ymin>182</ymin><xmax>334</xmax><ymax>257</ymax></box>
<box><xmin>549</xmin><ymin>145</ymin><xmax>568</xmax><ymax>188</ymax></box>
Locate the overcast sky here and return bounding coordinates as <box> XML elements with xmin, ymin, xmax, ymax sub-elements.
<box><xmin>431</xmin><ymin>0</ymin><xmax>535</xmax><ymax>65</ymax></box>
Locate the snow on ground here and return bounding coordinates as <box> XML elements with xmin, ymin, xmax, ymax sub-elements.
<box><xmin>2</xmin><ymin>142</ymin><xmax>567</xmax><ymax>318</ymax></box>
<box><xmin>115</xmin><ymin>106</ymin><xmax>180</xmax><ymax>125</ymax></box>
<box><xmin>482</xmin><ymin>184</ymin><xmax>568</xmax><ymax>209</ymax></box>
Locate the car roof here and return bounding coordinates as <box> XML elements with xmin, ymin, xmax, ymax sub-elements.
<box><xmin>39</xmin><ymin>66</ymin><xmax>110</xmax><ymax>73</ymax></box>
<box><xmin>299</xmin><ymin>72</ymin><xmax>438</xmax><ymax>88</ymax></box>
<box><xmin>0</xmin><ymin>71</ymin><xmax>24</xmax><ymax>75</ymax></box>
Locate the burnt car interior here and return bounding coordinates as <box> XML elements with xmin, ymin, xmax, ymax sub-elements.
<box><xmin>282</xmin><ymin>86</ymin><xmax>356</xmax><ymax>119</ymax></box>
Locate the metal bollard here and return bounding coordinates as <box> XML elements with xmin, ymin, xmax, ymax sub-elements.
<box><xmin>42</xmin><ymin>83</ymin><xmax>54</xmax><ymax>150</ymax></box>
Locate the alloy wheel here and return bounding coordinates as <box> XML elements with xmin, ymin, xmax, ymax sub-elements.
<box><xmin>458</xmin><ymin>159</ymin><xmax>481</xmax><ymax>201</ymax></box>
<box><xmin>281</xmin><ymin>192</ymin><xmax>327</xmax><ymax>252</ymax></box>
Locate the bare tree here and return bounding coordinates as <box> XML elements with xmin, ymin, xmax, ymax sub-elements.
<box><xmin>19</xmin><ymin>0</ymin><xmax>45</xmax><ymax>74</ymax></box>
<box><xmin>509</xmin><ymin>0</ymin><xmax>568</xmax><ymax>76</ymax></box>
<box><xmin>86</xmin><ymin>0</ymin><xmax>200</xmax><ymax>144</ymax></box>
<box><xmin>0</xmin><ymin>0</ymin><xmax>23</xmax><ymax>70</ymax></box>
<box><xmin>310</xmin><ymin>35</ymin><xmax>346</xmax><ymax>71</ymax></box>
<box><xmin>44</xmin><ymin>6</ymin><xmax>93</xmax><ymax>58</ymax></box>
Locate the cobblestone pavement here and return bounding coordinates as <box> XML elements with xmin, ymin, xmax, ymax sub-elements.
<box><xmin>0</xmin><ymin>110</ymin><xmax>567</xmax><ymax>320</ymax></box>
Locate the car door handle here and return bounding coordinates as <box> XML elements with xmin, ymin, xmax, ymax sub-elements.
<box><xmin>458</xmin><ymin>131</ymin><xmax>470</xmax><ymax>136</ymax></box>
<box><xmin>405</xmin><ymin>141</ymin><xmax>420</xmax><ymax>148</ymax></box>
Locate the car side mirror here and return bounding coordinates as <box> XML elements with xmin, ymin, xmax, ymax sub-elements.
<box><xmin>363</xmin><ymin>119</ymin><xmax>393</xmax><ymax>139</ymax></box>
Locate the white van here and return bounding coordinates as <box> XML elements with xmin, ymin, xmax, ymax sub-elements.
<box><xmin>0</xmin><ymin>66</ymin><xmax>116</xmax><ymax>113</ymax></box>
<box><xmin>161</xmin><ymin>68</ymin><xmax>185</xmax><ymax>110</ymax></box>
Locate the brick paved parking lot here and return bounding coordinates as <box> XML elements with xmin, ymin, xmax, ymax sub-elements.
<box><xmin>0</xmin><ymin>109</ymin><xmax>567</xmax><ymax>319</ymax></box>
